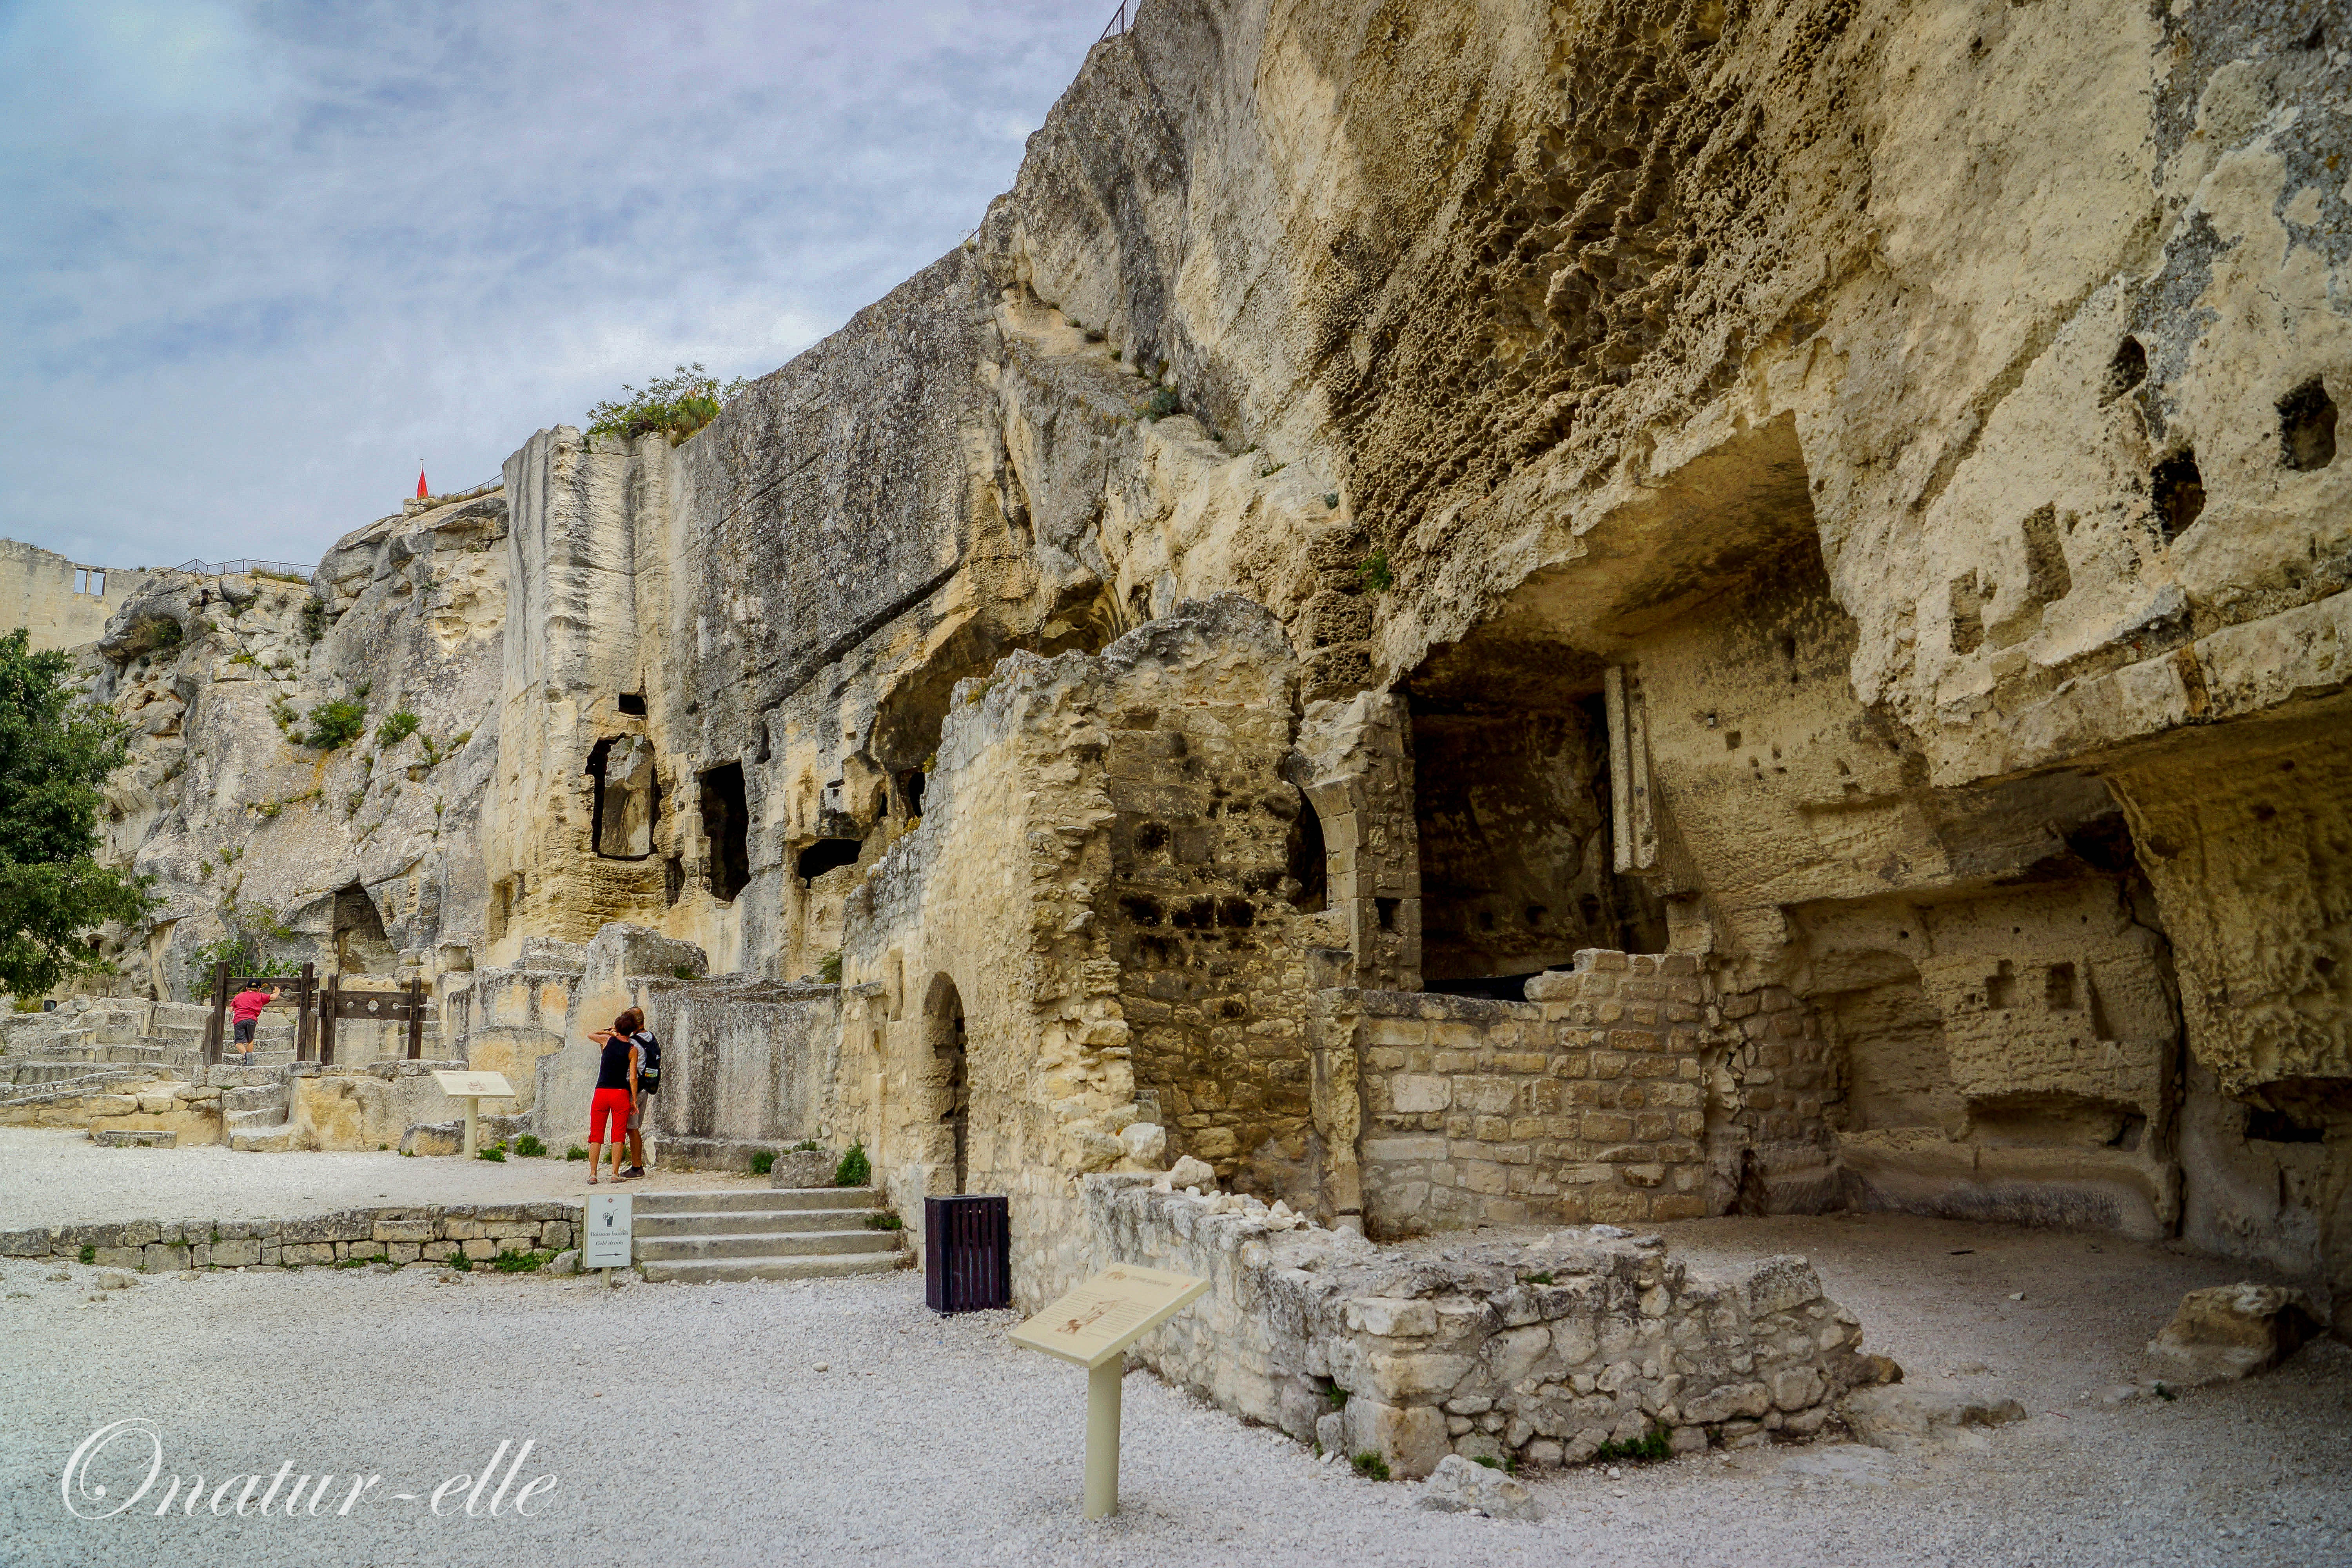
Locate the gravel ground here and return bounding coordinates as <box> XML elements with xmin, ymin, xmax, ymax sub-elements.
<box><xmin>0</xmin><ymin>1127</ymin><xmax>771</xmax><ymax>1227</ymax></box>
<box><xmin>3</xmin><ymin>1214</ymin><xmax>2347</xmax><ymax>1568</ymax></box>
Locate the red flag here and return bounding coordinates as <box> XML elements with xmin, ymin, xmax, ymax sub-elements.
<box><xmin>416</xmin><ymin>468</ymin><xmax>428</xmax><ymax>499</ymax></box>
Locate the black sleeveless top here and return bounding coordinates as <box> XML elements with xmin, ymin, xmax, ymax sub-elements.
<box><xmin>595</xmin><ymin>1036</ymin><xmax>635</xmax><ymax>1091</ymax></box>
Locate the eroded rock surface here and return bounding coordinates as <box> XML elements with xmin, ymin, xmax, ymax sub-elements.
<box><xmin>26</xmin><ymin>0</ymin><xmax>2350</xmax><ymax>1347</ymax></box>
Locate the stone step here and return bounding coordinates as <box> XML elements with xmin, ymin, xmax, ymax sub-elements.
<box><xmin>633</xmin><ymin>1228</ymin><xmax>902</xmax><ymax>1263</ymax></box>
<box><xmin>229</xmin><ymin>1123</ymin><xmax>296</xmax><ymax>1152</ymax></box>
<box><xmin>635</xmin><ymin>1251</ymin><xmax>904</xmax><ymax>1285</ymax></box>
<box><xmin>632</xmin><ymin>1187</ymin><xmax>877</xmax><ymax>1215</ymax></box>
<box><xmin>634</xmin><ymin>1207</ymin><xmax>877</xmax><ymax>1239</ymax></box>
<box><xmin>220</xmin><ymin>1085</ymin><xmax>285</xmax><ymax>1115</ymax></box>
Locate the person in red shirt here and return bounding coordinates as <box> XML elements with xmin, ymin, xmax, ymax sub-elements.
<box><xmin>228</xmin><ymin>984</ymin><xmax>279</xmax><ymax>1066</ymax></box>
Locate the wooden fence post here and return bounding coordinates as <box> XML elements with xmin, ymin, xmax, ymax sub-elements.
<box><xmin>407</xmin><ymin>975</ymin><xmax>424</xmax><ymax>1059</ymax></box>
<box><xmin>296</xmin><ymin>962</ymin><xmax>316</xmax><ymax>1061</ymax></box>
<box><xmin>204</xmin><ymin>961</ymin><xmax>229</xmax><ymax>1067</ymax></box>
<box><xmin>319</xmin><ymin>973</ymin><xmax>338</xmax><ymax>1067</ymax></box>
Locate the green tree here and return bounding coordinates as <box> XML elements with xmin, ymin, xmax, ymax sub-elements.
<box><xmin>0</xmin><ymin>630</ymin><xmax>153</xmax><ymax>996</ymax></box>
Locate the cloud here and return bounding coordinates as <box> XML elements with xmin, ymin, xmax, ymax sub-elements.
<box><xmin>0</xmin><ymin>0</ymin><xmax>1108</xmax><ymax>568</ymax></box>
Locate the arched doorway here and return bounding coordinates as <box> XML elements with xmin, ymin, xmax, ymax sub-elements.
<box><xmin>924</xmin><ymin>974</ymin><xmax>969</xmax><ymax>1194</ymax></box>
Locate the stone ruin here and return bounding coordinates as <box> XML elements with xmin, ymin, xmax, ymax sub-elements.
<box><xmin>8</xmin><ymin>0</ymin><xmax>2350</xmax><ymax>1478</ymax></box>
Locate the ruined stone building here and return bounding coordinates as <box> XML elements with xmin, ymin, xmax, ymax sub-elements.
<box><xmin>2</xmin><ymin>539</ymin><xmax>153</xmax><ymax>653</ymax></box>
<box><xmin>51</xmin><ymin>0</ymin><xmax>2352</xmax><ymax>1337</ymax></box>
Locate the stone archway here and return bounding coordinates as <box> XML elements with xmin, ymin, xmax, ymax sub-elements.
<box><xmin>923</xmin><ymin>973</ymin><xmax>969</xmax><ymax>1195</ymax></box>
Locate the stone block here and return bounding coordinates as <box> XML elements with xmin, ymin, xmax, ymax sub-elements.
<box><xmin>1348</xmin><ymin>1400</ymin><xmax>1450</xmax><ymax>1480</ymax></box>
<box><xmin>211</xmin><ymin>1239</ymin><xmax>261</xmax><ymax>1268</ymax></box>
<box><xmin>1740</xmin><ymin>1255</ymin><xmax>1824</xmax><ymax>1317</ymax></box>
<box><xmin>387</xmin><ymin>1243</ymin><xmax>422</xmax><ymax>1263</ymax></box>
<box><xmin>374</xmin><ymin>1219</ymin><xmax>436</xmax><ymax>1244</ymax></box>
<box><xmin>91</xmin><ymin>1246</ymin><xmax>143</xmax><ymax>1269</ymax></box>
<box><xmin>283</xmin><ymin>1242</ymin><xmax>335</xmax><ymax>1266</ymax></box>
<box><xmin>540</xmin><ymin>1221</ymin><xmax>573</xmax><ymax>1249</ymax></box>
<box><xmin>346</xmin><ymin>1240</ymin><xmax>385</xmax><ymax>1260</ymax></box>
<box><xmin>421</xmin><ymin>1241</ymin><xmax>456</xmax><ymax>1261</ymax></box>
<box><xmin>1390</xmin><ymin>1075</ymin><xmax>1451</xmax><ymax>1113</ymax></box>
<box><xmin>0</xmin><ymin>1229</ymin><xmax>52</xmax><ymax>1257</ymax></box>
<box><xmin>460</xmin><ymin>1239</ymin><xmax>498</xmax><ymax>1261</ymax></box>
<box><xmin>142</xmin><ymin>1243</ymin><xmax>189</xmax><ymax>1272</ymax></box>
<box><xmin>1345</xmin><ymin>1297</ymin><xmax>1438</xmax><ymax>1338</ymax></box>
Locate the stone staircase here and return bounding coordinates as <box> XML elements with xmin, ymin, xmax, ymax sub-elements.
<box><xmin>225</xmin><ymin>1080</ymin><xmax>295</xmax><ymax>1151</ymax></box>
<box><xmin>631</xmin><ymin>1188</ymin><xmax>905</xmax><ymax>1283</ymax></box>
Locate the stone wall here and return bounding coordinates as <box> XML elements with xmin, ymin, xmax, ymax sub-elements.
<box><xmin>639</xmin><ymin>979</ymin><xmax>840</xmax><ymax>1151</ymax></box>
<box><xmin>1081</xmin><ymin>1173</ymin><xmax>1877</xmax><ymax>1479</ymax></box>
<box><xmin>0</xmin><ymin>1202</ymin><xmax>579</xmax><ymax>1270</ymax></box>
<box><xmin>0</xmin><ymin>537</ymin><xmax>152</xmax><ymax>652</ymax></box>
<box><xmin>1316</xmin><ymin>951</ymin><xmax>1713</xmax><ymax>1238</ymax></box>
<box><xmin>1102</xmin><ymin>600</ymin><xmax>1317</xmax><ymax>1199</ymax></box>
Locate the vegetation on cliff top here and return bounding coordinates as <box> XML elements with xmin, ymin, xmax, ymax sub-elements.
<box><xmin>586</xmin><ymin>363</ymin><xmax>751</xmax><ymax>444</ymax></box>
<box><xmin>0</xmin><ymin>629</ymin><xmax>154</xmax><ymax>997</ymax></box>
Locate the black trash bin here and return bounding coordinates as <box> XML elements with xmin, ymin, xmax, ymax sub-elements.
<box><xmin>924</xmin><ymin>1194</ymin><xmax>1011</xmax><ymax>1313</ymax></box>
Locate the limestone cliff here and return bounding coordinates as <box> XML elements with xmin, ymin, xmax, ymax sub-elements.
<box><xmin>55</xmin><ymin>0</ymin><xmax>2352</xmax><ymax>1328</ymax></box>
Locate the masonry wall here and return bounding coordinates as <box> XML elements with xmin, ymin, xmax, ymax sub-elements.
<box><xmin>0</xmin><ymin>1203</ymin><xmax>579</xmax><ymax>1270</ymax></box>
<box><xmin>1</xmin><ymin>537</ymin><xmax>153</xmax><ymax>652</ymax></box>
<box><xmin>1102</xmin><ymin>603</ymin><xmax>1317</xmax><ymax>1201</ymax></box>
<box><xmin>1082</xmin><ymin>1173</ymin><xmax>1877</xmax><ymax>1479</ymax></box>
<box><xmin>1316</xmin><ymin>951</ymin><xmax>1713</xmax><ymax>1238</ymax></box>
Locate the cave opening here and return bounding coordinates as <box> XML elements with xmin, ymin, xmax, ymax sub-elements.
<box><xmin>1403</xmin><ymin>634</ymin><xmax>1667</xmax><ymax>992</ymax></box>
<box><xmin>586</xmin><ymin>735</ymin><xmax>659</xmax><ymax>859</ymax></box>
<box><xmin>795</xmin><ymin>838</ymin><xmax>863</xmax><ymax>882</ymax></box>
<box><xmin>697</xmin><ymin>762</ymin><xmax>751</xmax><ymax>904</ymax></box>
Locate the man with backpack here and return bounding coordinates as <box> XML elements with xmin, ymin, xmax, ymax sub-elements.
<box><xmin>619</xmin><ymin>1007</ymin><xmax>661</xmax><ymax>1178</ymax></box>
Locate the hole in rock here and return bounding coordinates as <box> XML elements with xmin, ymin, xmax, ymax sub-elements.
<box><xmin>795</xmin><ymin>838</ymin><xmax>862</xmax><ymax>883</ymax></box>
<box><xmin>1286</xmin><ymin>793</ymin><xmax>1328</xmax><ymax>912</ymax></box>
<box><xmin>617</xmin><ymin>692</ymin><xmax>647</xmax><ymax>717</ymax></box>
<box><xmin>2152</xmin><ymin>451</ymin><xmax>2206</xmax><ymax>540</ymax></box>
<box><xmin>2279</xmin><ymin>378</ymin><xmax>2338</xmax><ymax>472</ymax></box>
<box><xmin>2102</xmin><ymin>337</ymin><xmax>2147</xmax><ymax>404</ymax></box>
<box><xmin>697</xmin><ymin>763</ymin><xmax>750</xmax><ymax>904</ymax></box>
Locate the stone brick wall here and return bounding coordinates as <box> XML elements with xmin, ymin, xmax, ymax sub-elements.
<box><xmin>1102</xmin><ymin>605</ymin><xmax>1316</xmax><ymax>1199</ymax></box>
<box><xmin>1711</xmin><ymin>982</ymin><xmax>1843</xmax><ymax>1212</ymax></box>
<box><xmin>1314</xmin><ymin>950</ymin><xmax>1714</xmax><ymax>1237</ymax></box>
<box><xmin>0</xmin><ymin>1202</ymin><xmax>581</xmax><ymax>1271</ymax></box>
<box><xmin>1081</xmin><ymin>1173</ymin><xmax>1877</xmax><ymax>1479</ymax></box>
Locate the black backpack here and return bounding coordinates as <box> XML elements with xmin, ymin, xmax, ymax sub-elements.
<box><xmin>633</xmin><ymin>1031</ymin><xmax>662</xmax><ymax>1094</ymax></box>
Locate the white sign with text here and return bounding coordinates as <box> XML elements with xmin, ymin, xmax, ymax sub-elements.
<box><xmin>582</xmin><ymin>1193</ymin><xmax>631</xmax><ymax>1269</ymax></box>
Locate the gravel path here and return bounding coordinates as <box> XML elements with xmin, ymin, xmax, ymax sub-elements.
<box><xmin>0</xmin><ymin>1127</ymin><xmax>771</xmax><ymax>1227</ymax></box>
<box><xmin>4</xmin><ymin>1216</ymin><xmax>2347</xmax><ymax>1567</ymax></box>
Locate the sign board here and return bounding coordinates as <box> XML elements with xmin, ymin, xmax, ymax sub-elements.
<box><xmin>430</xmin><ymin>1070</ymin><xmax>515</xmax><ymax>1099</ymax></box>
<box><xmin>1009</xmin><ymin>1263</ymin><xmax>1209</xmax><ymax>1369</ymax></box>
<box><xmin>583</xmin><ymin>1193</ymin><xmax>632</xmax><ymax>1269</ymax></box>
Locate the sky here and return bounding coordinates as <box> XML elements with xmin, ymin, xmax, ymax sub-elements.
<box><xmin>0</xmin><ymin>0</ymin><xmax>1111</xmax><ymax>570</ymax></box>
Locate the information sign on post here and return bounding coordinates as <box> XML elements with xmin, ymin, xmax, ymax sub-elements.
<box><xmin>1009</xmin><ymin>1263</ymin><xmax>1209</xmax><ymax>1519</ymax></box>
<box><xmin>583</xmin><ymin>1192</ymin><xmax>632</xmax><ymax>1277</ymax></box>
<box><xmin>428</xmin><ymin>1069</ymin><xmax>515</xmax><ymax>1158</ymax></box>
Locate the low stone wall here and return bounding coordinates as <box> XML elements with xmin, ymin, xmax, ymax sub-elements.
<box><xmin>1082</xmin><ymin>1174</ymin><xmax>1879</xmax><ymax>1478</ymax></box>
<box><xmin>1313</xmin><ymin>951</ymin><xmax>1714</xmax><ymax>1237</ymax></box>
<box><xmin>1</xmin><ymin>1076</ymin><xmax>222</xmax><ymax>1135</ymax></box>
<box><xmin>0</xmin><ymin>1202</ymin><xmax>581</xmax><ymax>1270</ymax></box>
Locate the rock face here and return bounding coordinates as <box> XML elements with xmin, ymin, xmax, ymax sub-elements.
<box><xmin>41</xmin><ymin>2</ymin><xmax>2352</xmax><ymax>1331</ymax></box>
<box><xmin>2145</xmin><ymin>1281</ymin><xmax>2323</xmax><ymax>1386</ymax></box>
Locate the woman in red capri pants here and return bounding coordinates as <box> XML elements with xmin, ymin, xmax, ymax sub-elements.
<box><xmin>584</xmin><ymin>1016</ymin><xmax>639</xmax><ymax>1185</ymax></box>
